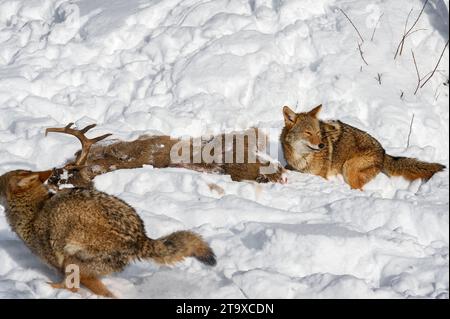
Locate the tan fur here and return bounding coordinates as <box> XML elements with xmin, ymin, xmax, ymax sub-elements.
<box><xmin>49</xmin><ymin>128</ymin><xmax>286</xmax><ymax>189</ymax></box>
<box><xmin>281</xmin><ymin>105</ymin><xmax>445</xmax><ymax>190</ymax></box>
<box><xmin>208</xmin><ymin>183</ymin><xmax>225</xmax><ymax>195</ymax></box>
<box><xmin>382</xmin><ymin>155</ymin><xmax>446</xmax><ymax>181</ymax></box>
<box><xmin>0</xmin><ymin>170</ymin><xmax>216</xmax><ymax>298</ymax></box>
<box><xmin>50</xmin><ymin>272</ymin><xmax>115</xmax><ymax>298</ymax></box>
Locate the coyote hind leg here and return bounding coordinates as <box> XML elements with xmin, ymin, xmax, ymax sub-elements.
<box><xmin>80</xmin><ymin>276</ymin><xmax>116</xmax><ymax>298</ymax></box>
<box><xmin>49</xmin><ymin>256</ymin><xmax>116</xmax><ymax>298</ymax></box>
<box><xmin>343</xmin><ymin>156</ymin><xmax>382</xmax><ymax>190</ymax></box>
<box><xmin>48</xmin><ymin>272</ymin><xmax>115</xmax><ymax>298</ymax></box>
<box><xmin>48</xmin><ymin>280</ymin><xmax>79</xmax><ymax>294</ymax></box>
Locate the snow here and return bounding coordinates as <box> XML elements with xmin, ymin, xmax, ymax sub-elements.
<box><xmin>0</xmin><ymin>0</ymin><xmax>448</xmax><ymax>299</ymax></box>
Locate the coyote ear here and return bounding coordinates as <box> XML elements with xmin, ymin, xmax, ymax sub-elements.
<box><xmin>283</xmin><ymin>106</ymin><xmax>297</xmax><ymax>127</ymax></box>
<box><xmin>307</xmin><ymin>104</ymin><xmax>322</xmax><ymax>118</ymax></box>
<box><xmin>38</xmin><ymin>170</ymin><xmax>52</xmax><ymax>183</ymax></box>
<box><xmin>11</xmin><ymin>173</ymin><xmax>41</xmax><ymax>193</ymax></box>
<box><xmin>10</xmin><ymin>171</ymin><xmax>50</xmax><ymax>193</ymax></box>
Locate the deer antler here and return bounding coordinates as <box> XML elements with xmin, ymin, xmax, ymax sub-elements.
<box><xmin>45</xmin><ymin>123</ymin><xmax>112</xmax><ymax>166</ymax></box>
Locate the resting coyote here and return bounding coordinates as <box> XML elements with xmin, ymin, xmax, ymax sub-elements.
<box><xmin>281</xmin><ymin>105</ymin><xmax>445</xmax><ymax>190</ymax></box>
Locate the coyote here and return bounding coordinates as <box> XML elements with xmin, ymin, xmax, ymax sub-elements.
<box><xmin>281</xmin><ymin>105</ymin><xmax>445</xmax><ymax>190</ymax></box>
<box><xmin>0</xmin><ymin>128</ymin><xmax>216</xmax><ymax>298</ymax></box>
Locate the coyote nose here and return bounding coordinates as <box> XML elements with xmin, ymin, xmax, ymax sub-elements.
<box><xmin>318</xmin><ymin>143</ymin><xmax>325</xmax><ymax>149</ymax></box>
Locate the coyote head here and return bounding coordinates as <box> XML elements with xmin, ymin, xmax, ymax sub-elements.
<box><xmin>282</xmin><ymin>105</ymin><xmax>325</xmax><ymax>154</ymax></box>
<box><xmin>0</xmin><ymin>170</ymin><xmax>52</xmax><ymax>206</ymax></box>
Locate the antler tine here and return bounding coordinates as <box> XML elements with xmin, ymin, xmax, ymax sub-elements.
<box><xmin>80</xmin><ymin>124</ymin><xmax>97</xmax><ymax>134</ymax></box>
<box><xmin>92</xmin><ymin>133</ymin><xmax>113</xmax><ymax>143</ymax></box>
<box><xmin>45</xmin><ymin>122</ymin><xmax>74</xmax><ymax>136</ymax></box>
<box><xmin>45</xmin><ymin>123</ymin><xmax>112</xmax><ymax>166</ymax></box>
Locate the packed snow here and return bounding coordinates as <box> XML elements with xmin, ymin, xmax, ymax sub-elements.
<box><xmin>0</xmin><ymin>0</ymin><xmax>448</xmax><ymax>299</ymax></box>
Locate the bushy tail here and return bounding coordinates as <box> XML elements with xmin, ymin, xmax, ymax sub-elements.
<box><xmin>383</xmin><ymin>154</ymin><xmax>445</xmax><ymax>181</ymax></box>
<box><xmin>139</xmin><ymin>231</ymin><xmax>216</xmax><ymax>266</ymax></box>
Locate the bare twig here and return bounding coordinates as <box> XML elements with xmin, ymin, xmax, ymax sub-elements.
<box><xmin>397</xmin><ymin>8</ymin><xmax>413</xmax><ymax>58</ymax></box>
<box><xmin>434</xmin><ymin>84</ymin><xmax>441</xmax><ymax>101</ymax></box>
<box><xmin>406</xmin><ymin>114</ymin><xmax>415</xmax><ymax>149</ymax></box>
<box><xmin>411</xmin><ymin>50</ymin><xmax>421</xmax><ymax>95</ymax></box>
<box><xmin>435</xmin><ymin>91</ymin><xmax>441</xmax><ymax>101</ymax></box>
<box><xmin>403</xmin><ymin>0</ymin><xmax>428</xmax><ymax>40</ymax></box>
<box><xmin>358</xmin><ymin>42</ymin><xmax>369</xmax><ymax>65</ymax></box>
<box><xmin>407</xmin><ymin>28</ymin><xmax>428</xmax><ymax>36</ymax></box>
<box><xmin>370</xmin><ymin>12</ymin><xmax>384</xmax><ymax>41</ymax></box>
<box><xmin>396</xmin><ymin>29</ymin><xmax>428</xmax><ymax>60</ymax></box>
<box><xmin>339</xmin><ymin>8</ymin><xmax>365</xmax><ymax>43</ymax></box>
<box><xmin>395</xmin><ymin>1</ymin><xmax>429</xmax><ymax>59</ymax></box>
<box><xmin>403</xmin><ymin>8</ymin><xmax>414</xmax><ymax>35</ymax></box>
<box><xmin>374</xmin><ymin>73</ymin><xmax>382</xmax><ymax>85</ymax></box>
<box><xmin>421</xmin><ymin>70</ymin><xmax>435</xmax><ymax>81</ymax></box>
<box><xmin>420</xmin><ymin>40</ymin><xmax>449</xmax><ymax>89</ymax></box>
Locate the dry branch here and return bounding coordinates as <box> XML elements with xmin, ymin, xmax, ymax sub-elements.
<box><xmin>370</xmin><ymin>12</ymin><xmax>384</xmax><ymax>41</ymax></box>
<box><xmin>411</xmin><ymin>40</ymin><xmax>449</xmax><ymax>94</ymax></box>
<box><xmin>398</xmin><ymin>8</ymin><xmax>414</xmax><ymax>58</ymax></box>
<box><xmin>374</xmin><ymin>73</ymin><xmax>382</xmax><ymax>85</ymax></box>
<box><xmin>411</xmin><ymin>50</ymin><xmax>421</xmax><ymax>95</ymax></box>
<box><xmin>420</xmin><ymin>40</ymin><xmax>449</xmax><ymax>89</ymax></box>
<box><xmin>406</xmin><ymin>114</ymin><xmax>415</xmax><ymax>149</ymax></box>
<box><xmin>358</xmin><ymin>42</ymin><xmax>369</xmax><ymax>65</ymax></box>
<box><xmin>339</xmin><ymin>8</ymin><xmax>365</xmax><ymax>43</ymax></box>
<box><xmin>395</xmin><ymin>0</ymin><xmax>429</xmax><ymax>59</ymax></box>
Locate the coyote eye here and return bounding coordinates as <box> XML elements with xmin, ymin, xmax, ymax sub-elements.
<box><xmin>304</xmin><ymin>132</ymin><xmax>312</xmax><ymax>136</ymax></box>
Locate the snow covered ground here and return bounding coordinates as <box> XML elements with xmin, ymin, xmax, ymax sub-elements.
<box><xmin>0</xmin><ymin>0</ymin><xmax>448</xmax><ymax>298</ymax></box>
